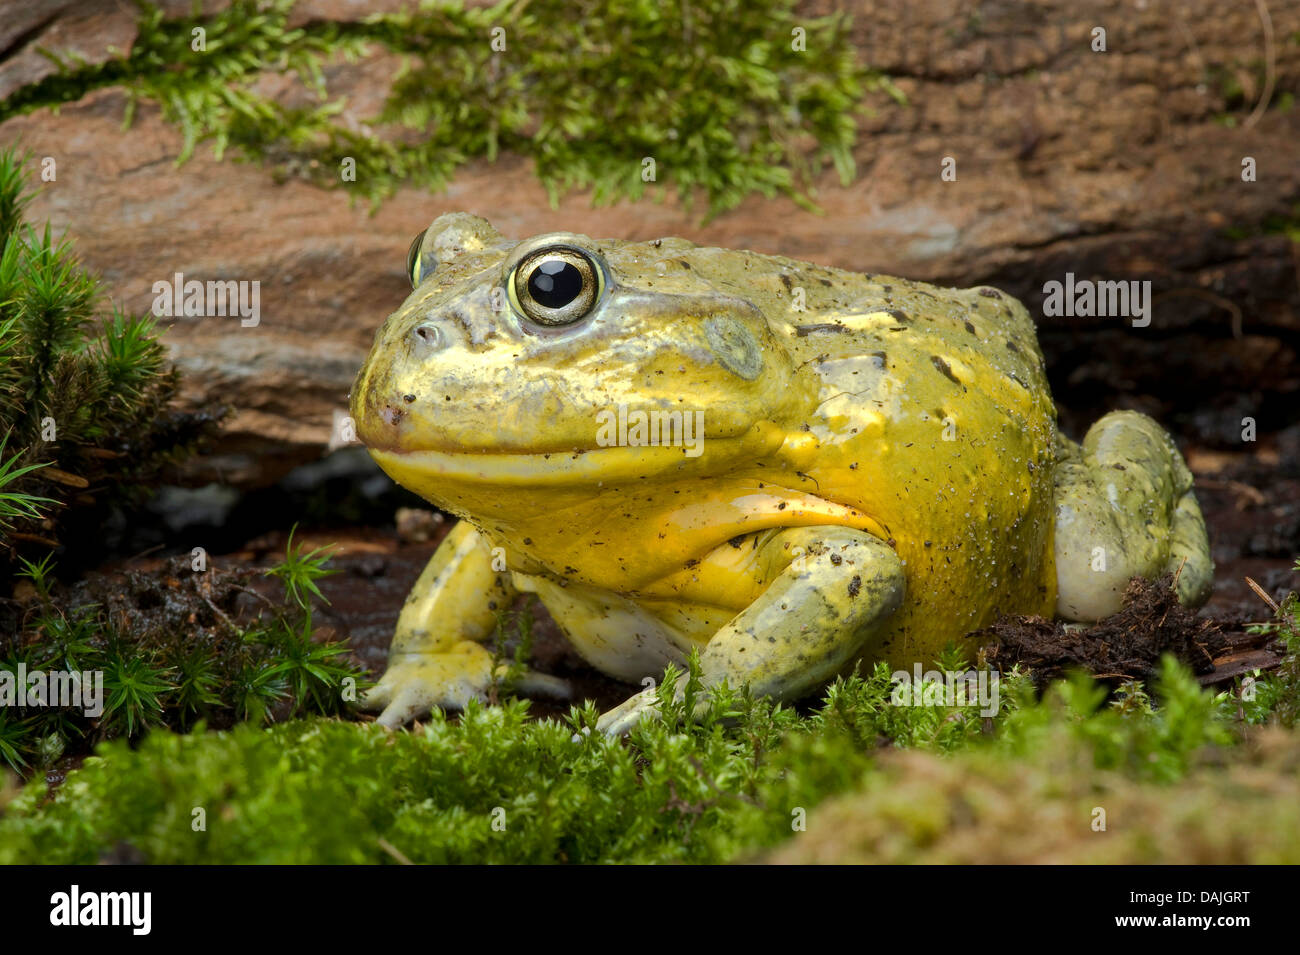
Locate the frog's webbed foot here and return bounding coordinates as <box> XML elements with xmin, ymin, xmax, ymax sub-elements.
<box><xmin>595</xmin><ymin>526</ymin><xmax>905</xmax><ymax>736</ymax></box>
<box><xmin>363</xmin><ymin>643</ymin><xmax>572</xmax><ymax>728</ymax></box>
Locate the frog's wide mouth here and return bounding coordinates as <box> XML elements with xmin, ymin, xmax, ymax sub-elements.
<box><xmin>362</xmin><ymin>416</ymin><xmax>798</xmax><ymax>487</ymax></box>
<box><xmin>368</xmin><ymin>442</ymin><xmax>730</xmax><ymax>487</ymax></box>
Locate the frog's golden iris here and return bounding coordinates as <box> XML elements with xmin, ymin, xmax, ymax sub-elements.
<box><xmin>352</xmin><ymin>213</ymin><xmax>1213</xmax><ymax>733</ymax></box>
<box><xmin>508</xmin><ymin>246</ymin><xmax>603</xmax><ymax>327</ymax></box>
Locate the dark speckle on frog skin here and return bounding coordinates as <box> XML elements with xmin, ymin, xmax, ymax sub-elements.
<box><xmin>886</xmin><ymin>308</ymin><xmax>910</xmax><ymax>323</ymax></box>
<box><xmin>848</xmin><ymin>575</ymin><xmax>861</xmax><ymax>597</ymax></box>
<box><xmin>978</xmin><ymin>287</ymin><xmax>1002</xmax><ymax>299</ymax></box>
<box><xmin>795</xmin><ymin>323</ymin><xmax>850</xmax><ymax>336</ymax></box>
<box><xmin>1006</xmin><ymin>340</ymin><xmax>1020</xmax><ymax>353</ymax></box>
<box><xmin>403</xmin><ymin>394</ymin><xmax>416</xmax><ymax>403</ymax></box>
<box><xmin>930</xmin><ymin>354</ymin><xmax>962</xmax><ymax>386</ymax></box>
<box><xmin>964</xmin><ymin>321</ymin><xmax>977</xmax><ymax>335</ymax></box>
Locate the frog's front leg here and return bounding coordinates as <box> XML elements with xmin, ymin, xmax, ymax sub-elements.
<box><xmin>363</xmin><ymin>520</ymin><xmax>570</xmax><ymax>727</ymax></box>
<box><xmin>595</xmin><ymin>526</ymin><xmax>905</xmax><ymax>735</ymax></box>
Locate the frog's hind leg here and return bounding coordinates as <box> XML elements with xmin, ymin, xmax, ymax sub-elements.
<box><xmin>1053</xmin><ymin>410</ymin><xmax>1213</xmax><ymax>622</ymax></box>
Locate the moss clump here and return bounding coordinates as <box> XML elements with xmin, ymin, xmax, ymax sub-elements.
<box><xmin>0</xmin><ymin>533</ymin><xmax>366</xmax><ymax>775</ymax></box>
<box><xmin>0</xmin><ymin>0</ymin><xmax>900</xmax><ymax>218</ymax></box>
<box><xmin>763</xmin><ymin>727</ymin><xmax>1300</xmax><ymax>864</ymax></box>
<box><xmin>3</xmin><ymin>652</ymin><xmax>1294</xmax><ymax>864</ymax></box>
<box><xmin>1240</xmin><ymin>566</ymin><xmax>1300</xmax><ymax>728</ymax></box>
<box><xmin>0</xmin><ymin>145</ymin><xmax>218</xmax><ymax>561</ymax></box>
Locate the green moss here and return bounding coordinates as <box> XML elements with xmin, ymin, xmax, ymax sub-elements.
<box><xmin>0</xmin><ymin>145</ymin><xmax>218</xmax><ymax>558</ymax></box>
<box><xmin>0</xmin><ymin>537</ymin><xmax>368</xmax><ymax>775</ymax></box>
<box><xmin>764</xmin><ymin>727</ymin><xmax>1300</xmax><ymax>864</ymax></box>
<box><xmin>1240</xmin><ymin>565</ymin><xmax>1300</xmax><ymax>727</ymax></box>
<box><xmin>0</xmin><ymin>0</ymin><xmax>900</xmax><ymax>219</ymax></box>
<box><xmin>2</xmin><ymin>652</ymin><xmax>1295</xmax><ymax>864</ymax></box>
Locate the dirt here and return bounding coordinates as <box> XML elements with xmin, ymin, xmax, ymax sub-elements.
<box><xmin>973</xmin><ymin>575</ymin><xmax>1236</xmax><ymax>687</ymax></box>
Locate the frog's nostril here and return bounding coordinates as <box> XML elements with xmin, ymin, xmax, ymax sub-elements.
<box><xmin>411</xmin><ymin>323</ymin><xmax>445</xmax><ymax>352</ymax></box>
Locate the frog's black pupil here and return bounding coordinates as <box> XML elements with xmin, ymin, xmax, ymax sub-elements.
<box><xmin>527</xmin><ymin>259</ymin><xmax>583</xmax><ymax>309</ymax></box>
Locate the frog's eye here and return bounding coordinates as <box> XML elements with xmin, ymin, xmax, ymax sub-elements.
<box><xmin>406</xmin><ymin>229</ymin><xmax>430</xmax><ymax>288</ymax></box>
<box><xmin>511</xmin><ymin>246</ymin><xmax>601</xmax><ymax>326</ymax></box>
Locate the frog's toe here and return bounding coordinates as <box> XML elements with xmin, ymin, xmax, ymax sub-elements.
<box><xmin>360</xmin><ymin>665</ymin><xmax>435</xmax><ymax>724</ymax></box>
<box><xmin>363</xmin><ymin>646</ymin><xmax>573</xmax><ymax>728</ymax></box>
<box><xmin>512</xmin><ymin>670</ymin><xmax>573</xmax><ymax>700</ymax></box>
<box><xmin>373</xmin><ymin>685</ymin><xmax>442</xmax><ymax>729</ymax></box>
<box><xmin>596</xmin><ymin>686</ymin><xmax>662</xmax><ymax>736</ymax></box>
<box><xmin>361</xmin><ymin>643</ymin><xmax>495</xmax><ymax>727</ymax></box>
<box><xmin>360</xmin><ymin>676</ymin><xmax>395</xmax><ymax>712</ymax></box>
<box><xmin>373</xmin><ymin>672</ymin><xmax>489</xmax><ymax>728</ymax></box>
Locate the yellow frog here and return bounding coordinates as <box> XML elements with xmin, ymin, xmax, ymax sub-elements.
<box><xmin>351</xmin><ymin>214</ymin><xmax>1212</xmax><ymax>733</ymax></box>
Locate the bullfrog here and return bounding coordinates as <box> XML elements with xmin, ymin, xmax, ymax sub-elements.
<box><xmin>351</xmin><ymin>213</ymin><xmax>1213</xmax><ymax>733</ymax></box>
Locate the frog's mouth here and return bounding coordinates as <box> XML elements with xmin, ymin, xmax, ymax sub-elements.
<box><xmin>367</xmin><ymin>438</ymin><xmax>750</xmax><ymax>488</ymax></box>
<box><xmin>362</xmin><ymin>417</ymin><xmax>798</xmax><ymax>490</ymax></box>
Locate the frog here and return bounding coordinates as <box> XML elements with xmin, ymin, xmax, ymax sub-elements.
<box><xmin>350</xmin><ymin>213</ymin><xmax>1213</xmax><ymax>734</ymax></box>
